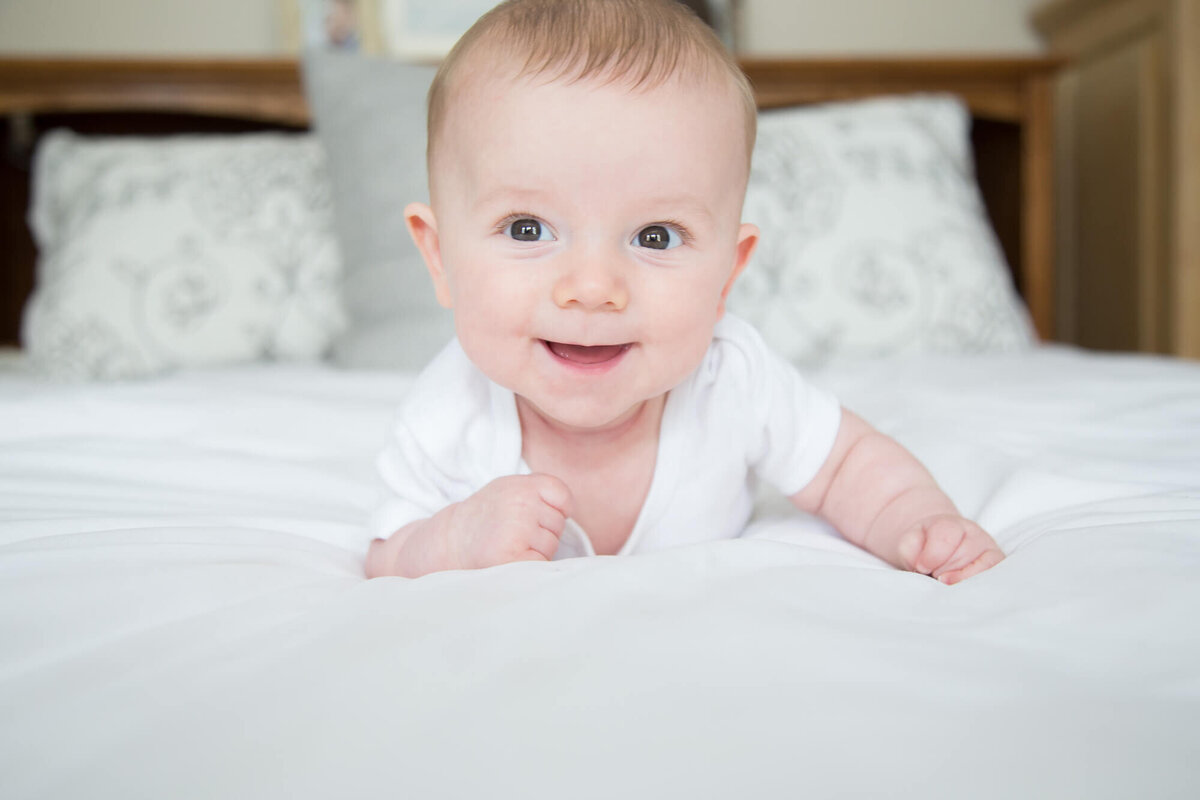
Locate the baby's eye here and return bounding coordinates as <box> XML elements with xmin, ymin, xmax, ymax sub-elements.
<box><xmin>508</xmin><ymin>218</ymin><xmax>552</xmax><ymax>242</ymax></box>
<box><xmin>634</xmin><ymin>224</ymin><xmax>682</xmax><ymax>250</ymax></box>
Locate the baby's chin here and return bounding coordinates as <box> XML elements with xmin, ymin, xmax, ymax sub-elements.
<box><xmin>515</xmin><ymin>392</ymin><xmax>662</xmax><ymax>436</ymax></box>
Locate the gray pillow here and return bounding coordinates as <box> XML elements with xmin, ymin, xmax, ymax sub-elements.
<box><xmin>302</xmin><ymin>51</ymin><xmax>455</xmax><ymax>370</ymax></box>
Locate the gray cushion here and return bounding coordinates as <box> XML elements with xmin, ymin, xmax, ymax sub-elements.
<box><xmin>302</xmin><ymin>51</ymin><xmax>454</xmax><ymax>370</ymax></box>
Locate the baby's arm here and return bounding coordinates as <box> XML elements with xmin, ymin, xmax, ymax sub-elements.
<box><xmin>791</xmin><ymin>409</ymin><xmax>1004</xmax><ymax>584</ymax></box>
<box><xmin>365</xmin><ymin>474</ymin><xmax>573</xmax><ymax>578</ymax></box>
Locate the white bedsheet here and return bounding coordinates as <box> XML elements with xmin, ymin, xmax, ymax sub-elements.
<box><xmin>1</xmin><ymin>346</ymin><xmax>1198</xmax><ymax>799</ymax></box>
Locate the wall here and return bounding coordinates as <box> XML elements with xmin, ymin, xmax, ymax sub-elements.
<box><xmin>741</xmin><ymin>0</ymin><xmax>1046</xmax><ymax>55</ymax></box>
<box><xmin>0</xmin><ymin>0</ymin><xmax>285</xmax><ymax>55</ymax></box>
<box><xmin>0</xmin><ymin>0</ymin><xmax>1046</xmax><ymax>56</ymax></box>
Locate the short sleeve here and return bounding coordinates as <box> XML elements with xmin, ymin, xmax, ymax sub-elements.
<box><xmin>717</xmin><ymin>316</ymin><xmax>842</xmax><ymax>497</ymax></box>
<box><xmin>369</xmin><ymin>421</ymin><xmax>457</xmax><ymax>541</ymax></box>
<box><xmin>367</xmin><ymin>339</ymin><xmax>516</xmax><ymax>544</ymax></box>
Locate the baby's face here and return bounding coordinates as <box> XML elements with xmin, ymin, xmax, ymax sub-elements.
<box><xmin>412</xmin><ymin>68</ymin><xmax>757</xmax><ymax>432</ymax></box>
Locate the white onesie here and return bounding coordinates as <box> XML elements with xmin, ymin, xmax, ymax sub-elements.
<box><xmin>370</xmin><ymin>314</ymin><xmax>842</xmax><ymax>558</ymax></box>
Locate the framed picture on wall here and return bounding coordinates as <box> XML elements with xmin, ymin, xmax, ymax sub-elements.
<box><xmin>377</xmin><ymin>0</ymin><xmax>497</xmax><ymax>59</ymax></box>
<box><xmin>282</xmin><ymin>0</ymin><xmax>385</xmax><ymax>54</ymax></box>
<box><xmin>283</xmin><ymin>0</ymin><xmax>744</xmax><ymax>59</ymax></box>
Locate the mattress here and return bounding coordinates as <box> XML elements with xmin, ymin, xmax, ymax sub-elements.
<box><xmin>1</xmin><ymin>346</ymin><xmax>1198</xmax><ymax>799</ymax></box>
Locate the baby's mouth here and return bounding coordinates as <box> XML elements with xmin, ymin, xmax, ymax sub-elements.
<box><xmin>543</xmin><ymin>340</ymin><xmax>633</xmax><ymax>366</ymax></box>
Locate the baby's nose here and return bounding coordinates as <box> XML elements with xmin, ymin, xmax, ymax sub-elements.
<box><xmin>552</xmin><ymin>257</ymin><xmax>629</xmax><ymax>311</ymax></box>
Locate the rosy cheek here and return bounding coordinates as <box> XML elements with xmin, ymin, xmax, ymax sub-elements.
<box><xmin>655</xmin><ymin>294</ymin><xmax>713</xmax><ymax>331</ymax></box>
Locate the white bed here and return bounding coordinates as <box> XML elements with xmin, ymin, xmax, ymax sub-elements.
<box><xmin>1</xmin><ymin>55</ymin><xmax>1198</xmax><ymax>799</ymax></box>
<box><xmin>2</xmin><ymin>347</ymin><xmax>1199</xmax><ymax>798</ymax></box>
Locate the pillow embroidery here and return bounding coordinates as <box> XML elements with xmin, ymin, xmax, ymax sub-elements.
<box><xmin>24</xmin><ymin>131</ymin><xmax>345</xmax><ymax>379</ymax></box>
<box><xmin>731</xmin><ymin>94</ymin><xmax>1035</xmax><ymax>365</ymax></box>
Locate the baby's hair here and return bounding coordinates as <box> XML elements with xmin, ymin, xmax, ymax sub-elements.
<box><xmin>426</xmin><ymin>0</ymin><xmax>757</xmax><ymax>173</ymax></box>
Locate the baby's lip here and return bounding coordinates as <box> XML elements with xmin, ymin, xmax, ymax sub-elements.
<box><xmin>542</xmin><ymin>340</ymin><xmax>633</xmax><ymax>366</ymax></box>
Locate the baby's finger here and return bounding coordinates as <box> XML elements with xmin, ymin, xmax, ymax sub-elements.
<box><xmin>938</xmin><ymin>547</ymin><xmax>1005</xmax><ymax>585</ymax></box>
<box><xmin>530</xmin><ymin>473</ymin><xmax>574</xmax><ymax>517</ymax></box>
<box><xmin>933</xmin><ymin>522</ymin><xmax>991</xmax><ymax>574</ymax></box>
<box><xmin>529</xmin><ymin>526</ymin><xmax>562</xmax><ymax>560</ymax></box>
<box><xmin>537</xmin><ymin>503</ymin><xmax>567</xmax><ymax>537</ymax></box>
<box><xmin>911</xmin><ymin>517</ymin><xmax>966</xmax><ymax>575</ymax></box>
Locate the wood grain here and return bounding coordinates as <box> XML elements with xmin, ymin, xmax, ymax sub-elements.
<box><xmin>1036</xmin><ymin>0</ymin><xmax>1199</xmax><ymax>357</ymax></box>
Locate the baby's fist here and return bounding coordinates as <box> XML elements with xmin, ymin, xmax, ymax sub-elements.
<box><xmin>445</xmin><ymin>474</ymin><xmax>573</xmax><ymax>569</ymax></box>
<box><xmin>897</xmin><ymin>514</ymin><xmax>1004</xmax><ymax>585</ymax></box>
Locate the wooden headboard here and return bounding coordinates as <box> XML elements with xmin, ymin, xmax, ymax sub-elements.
<box><xmin>0</xmin><ymin>56</ymin><xmax>1059</xmax><ymax>347</ymax></box>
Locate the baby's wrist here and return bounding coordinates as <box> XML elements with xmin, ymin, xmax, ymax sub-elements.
<box><xmin>385</xmin><ymin>509</ymin><xmax>458</xmax><ymax>577</ymax></box>
<box><xmin>866</xmin><ymin>487</ymin><xmax>959</xmax><ymax>562</ymax></box>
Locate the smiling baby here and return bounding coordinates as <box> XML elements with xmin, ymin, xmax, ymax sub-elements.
<box><xmin>365</xmin><ymin>0</ymin><xmax>1005</xmax><ymax>584</ymax></box>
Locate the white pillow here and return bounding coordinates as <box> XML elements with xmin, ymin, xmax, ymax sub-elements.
<box><xmin>730</xmin><ymin>94</ymin><xmax>1035</xmax><ymax>366</ymax></box>
<box><xmin>23</xmin><ymin>130</ymin><xmax>345</xmax><ymax>380</ymax></box>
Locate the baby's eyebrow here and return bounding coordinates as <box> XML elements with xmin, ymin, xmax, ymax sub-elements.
<box><xmin>640</xmin><ymin>195</ymin><xmax>715</xmax><ymax>224</ymax></box>
<box><xmin>473</xmin><ymin>186</ymin><xmax>554</xmax><ymax>214</ymax></box>
<box><xmin>472</xmin><ymin>187</ymin><xmax>716</xmax><ymax>225</ymax></box>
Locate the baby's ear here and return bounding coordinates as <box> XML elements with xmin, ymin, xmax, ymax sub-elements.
<box><xmin>404</xmin><ymin>202</ymin><xmax>453</xmax><ymax>309</ymax></box>
<box><xmin>718</xmin><ymin>222</ymin><xmax>759</xmax><ymax>316</ymax></box>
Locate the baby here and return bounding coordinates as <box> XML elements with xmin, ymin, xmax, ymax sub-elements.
<box><xmin>365</xmin><ymin>0</ymin><xmax>1005</xmax><ymax>584</ymax></box>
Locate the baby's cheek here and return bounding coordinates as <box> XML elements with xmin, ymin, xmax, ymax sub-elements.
<box><xmin>656</xmin><ymin>289</ymin><xmax>725</xmax><ymax>335</ymax></box>
<box><xmin>454</xmin><ymin>278</ymin><xmax>520</xmax><ymax>321</ymax></box>
<box><xmin>654</xmin><ymin>311</ymin><xmax>719</xmax><ymax>377</ymax></box>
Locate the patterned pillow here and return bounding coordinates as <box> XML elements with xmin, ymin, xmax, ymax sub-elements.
<box><xmin>730</xmin><ymin>94</ymin><xmax>1035</xmax><ymax>366</ymax></box>
<box><xmin>23</xmin><ymin>130</ymin><xmax>345</xmax><ymax>380</ymax></box>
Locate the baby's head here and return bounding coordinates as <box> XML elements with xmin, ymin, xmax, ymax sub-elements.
<box><xmin>425</xmin><ymin>0</ymin><xmax>757</xmax><ymax>197</ymax></box>
<box><xmin>405</xmin><ymin>0</ymin><xmax>761</xmax><ymax>431</ymax></box>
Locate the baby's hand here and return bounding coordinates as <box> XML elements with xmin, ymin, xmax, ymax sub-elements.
<box><xmin>896</xmin><ymin>514</ymin><xmax>1004</xmax><ymax>585</ymax></box>
<box><xmin>442</xmin><ymin>474</ymin><xmax>573</xmax><ymax>570</ymax></box>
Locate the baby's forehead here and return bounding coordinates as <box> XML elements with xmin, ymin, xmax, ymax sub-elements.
<box><xmin>442</xmin><ymin>56</ymin><xmax>743</xmax><ymax>137</ymax></box>
<box><xmin>437</xmin><ymin>71</ymin><xmax>743</xmax><ymax>176</ymax></box>
<box><xmin>427</xmin><ymin>47</ymin><xmax>756</xmax><ymax>193</ymax></box>
<box><xmin>460</xmin><ymin>53</ymin><xmax>703</xmax><ymax>96</ymax></box>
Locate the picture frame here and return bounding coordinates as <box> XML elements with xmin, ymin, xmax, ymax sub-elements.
<box><xmin>281</xmin><ymin>0</ymin><xmax>385</xmax><ymax>55</ymax></box>
<box><xmin>376</xmin><ymin>0</ymin><xmax>497</xmax><ymax>60</ymax></box>
<box><xmin>282</xmin><ymin>0</ymin><xmax>744</xmax><ymax>60</ymax></box>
